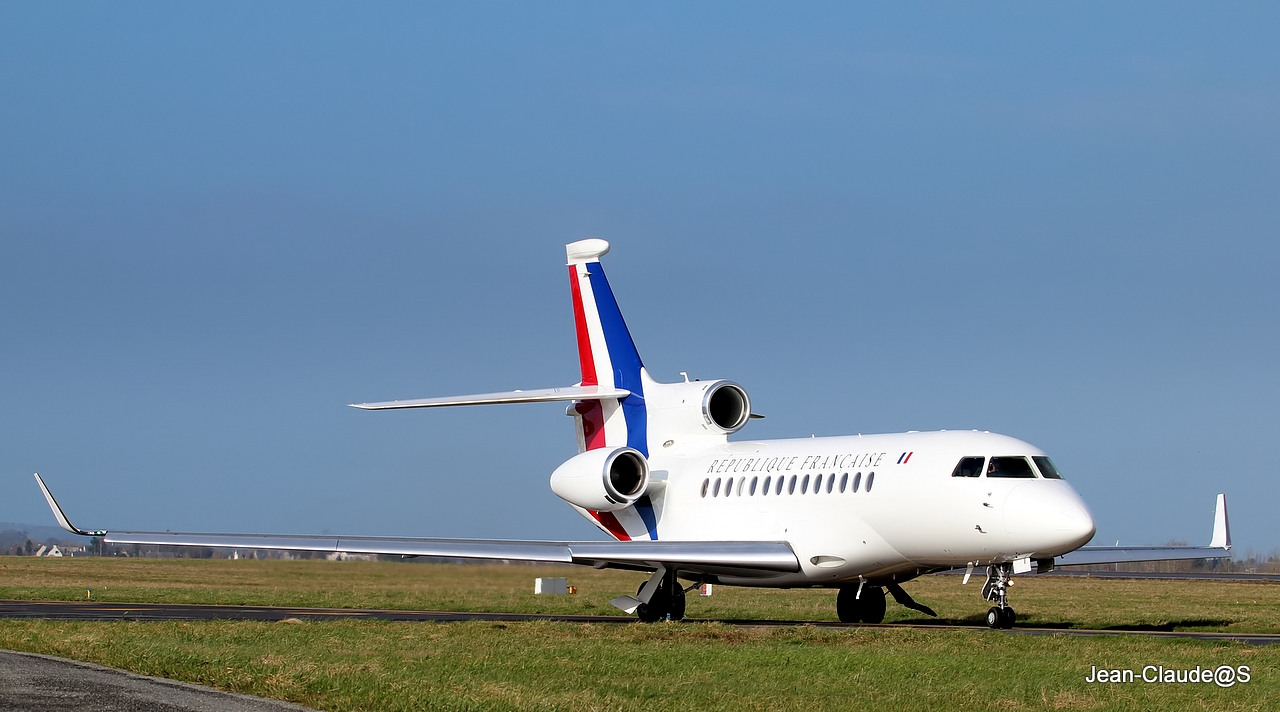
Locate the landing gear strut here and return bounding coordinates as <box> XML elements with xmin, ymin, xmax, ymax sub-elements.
<box><xmin>981</xmin><ymin>563</ymin><xmax>1016</xmax><ymax>629</ymax></box>
<box><xmin>636</xmin><ymin>569</ymin><xmax>687</xmax><ymax>622</ymax></box>
<box><xmin>836</xmin><ymin>583</ymin><xmax>887</xmax><ymax>623</ymax></box>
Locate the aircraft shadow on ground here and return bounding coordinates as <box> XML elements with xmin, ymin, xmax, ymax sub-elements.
<box><xmin>897</xmin><ymin>616</ymin><xmax>1235</xmax><ymax>631</ymax></box>
<box><xmin>1099</xmin><ymin>619</ymin><xmax>1234</xmax><ymax>632</ymax></box>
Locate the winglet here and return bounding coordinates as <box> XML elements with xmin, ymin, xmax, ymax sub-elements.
<box><xmin>33</xmin><ymin>473</ymin><xmax>106</xmax><ymax>537</ymax></box>
<box><xmin>1210</xmin><ymin>493</ymin><xmax>1231</xmax><ymax>550</ymax></box>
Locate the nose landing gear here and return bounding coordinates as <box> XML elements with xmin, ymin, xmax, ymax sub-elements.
<box><xmin>981</xmin><ymin>563</ymin><xmax>1016</xmax><ymax>629</ymax></box>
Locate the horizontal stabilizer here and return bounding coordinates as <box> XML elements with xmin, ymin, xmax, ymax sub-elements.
<box><xmin>350</xmin><ymin>385</ymin><xmax>630</xmax><ymax>410</ymax></box>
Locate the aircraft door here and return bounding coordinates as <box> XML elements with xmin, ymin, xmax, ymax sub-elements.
<box><xmin>951</xmin><ymin>456</ymin><xmax>998</xmax><ymax>555</ymax></box>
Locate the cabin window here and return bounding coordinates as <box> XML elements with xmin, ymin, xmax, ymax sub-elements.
<box><xmin>801</xmin><ymin>474</ymin><xmax>810</xmax><ymax>494</ymax></box>
<box><xmin>713</xmin><ymin>478</ymin><xmax>721</xmax><ymax>497</ymax></box>
<box><xmin>951</xmin><ymin>457</ymin><xmax>985</xmax><ymax>478</ymax></box>
<box><xmin>749</xmin><ymin>476</ymin><xmax>758</xmax><ymax>495</ymax></box>
<box><xmin>987</xmin><ymin>457</ymin><xmax>1037</xmax><ymax>478</ymax></box>
<box><xmin>701</xmin><ymin>479</ymin><xmax>709</xmax><ymax>497</ymax></box>
<box><xmin>763</xmin><ymin>475</ymin><xmax>772</xmax><ymax>495</ymax></box>
<box><xmin>839</xmin><ymin>472</ymin><xmax>848</xmax><ymax>492</ymax></box>
<box><xmin>788</xmin><ymin>475</ymin><xmax>797</xmax><ymax>494</ymax></box>
<box><xmin>777</xmin><ymin>476</ymin><xmax>786</xmax><ymax>495</ymax></box>
<box><xmin>1033</xmin><ymin>456</ymin><xmax>1065</xmax><ymax>480</ymax></box>
<box><xmin>826</xmin><ymin>474</ymin><xmax>835</xmax><ymax>493</ymax></box>
<box><xmin>724</xmin><ymin>478</ymin><xmax>733</xmax><ymax>496</ymax></box>
<box><xmin>737</xmin><ymin>476</ymin><xmax>746</xmax><ymax>496</ymax></box>
<box><xmin>853</xmin><ymin>472</ymin><xmax>862</xmax><ymax>492</ymax></box>
<box><xmin>866</xmin><ymin>471</ymin><xmax>875</xmax><ymax>491</ymax></box>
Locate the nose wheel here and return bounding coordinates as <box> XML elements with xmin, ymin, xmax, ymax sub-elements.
<box><xmin>981</xmin><ymin>563</ymin><xmax>1017</xmax><ymax>629</ymax></box>
<box><xmin>985</xmin><ymin>605</ymin><xmax>1016</xmax><ymax>629</ymax></box>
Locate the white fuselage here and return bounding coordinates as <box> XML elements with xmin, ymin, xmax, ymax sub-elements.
<box><xmin>588</xmin><ymin>429</ymin><xmax>1096</xmax><ymax>587</ymax></box>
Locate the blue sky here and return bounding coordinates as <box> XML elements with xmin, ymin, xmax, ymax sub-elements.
<box><xmin>2</xmin><ymin>3</ymin><xmax>1276</xmax><ymax>556</ymax></box>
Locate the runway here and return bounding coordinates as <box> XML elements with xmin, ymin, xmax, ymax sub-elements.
<box><xmin>4</xmin><ymin>599</ymin><xmax>1278</xmax><ymax>645</ymax></box>
<box><xmin>0</xmin><ymin>650</ymin><xmax>317</xmax><ymax>712</ymax></box>
<box><xmin>939</xmin><ymin>569</ymin><xmax>1280</xmax><ymax>583</ymax></box>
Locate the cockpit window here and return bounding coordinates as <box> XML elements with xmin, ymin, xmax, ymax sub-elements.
<box><xmin>951</xmin><ymin>456</ymin><xmax>985</xmax><ymax>478</ymax></box>
<box><xmin>987</xmin><ymin>456</ymin><xmax>1037</xmax><ymax>478</ymax></box>
<box><xmin>1032</xmin><ymin>456</ymin><xmax>1064</xmax><ymax>480</ymax></box>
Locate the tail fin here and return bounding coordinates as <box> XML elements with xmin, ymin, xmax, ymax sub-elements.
<box><xmin>566</xmin><ymin>239</ymin><xmax>650</xmax><ymax>457</ymax></box>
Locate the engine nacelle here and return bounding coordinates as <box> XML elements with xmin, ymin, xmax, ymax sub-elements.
<box><xmin>700</xmin><ymin>380</ymin><xmax>752</xmax><ymax>433</ymax></box>
<box><xmin>644</xmin><ymin>379</ymin><xmax>752</xmax><ymax>442</ymax></box>
<box><xmin>549</xmin><ymin>446</ymin><xmax>650</xmax><ymax>512</ymax></box>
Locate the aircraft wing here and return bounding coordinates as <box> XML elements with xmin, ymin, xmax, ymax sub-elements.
<box><xmin>1051</xmin><ymin>494</ymin><xmax>1232</xmax><ymax>567</ymax></box>
<box><xmin>34</xmin><ymin>474</ymin><xmax>799</xmax><ymax>579</ymax></box>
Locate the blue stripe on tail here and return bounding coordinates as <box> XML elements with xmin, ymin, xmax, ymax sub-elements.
<box><xmin>585</xmin><ymin>264</ymin><xmax>656</xmax><ymax>539</ymax></box>
<box><xmin>585</xmin><ymin>264</ymin><xmax>647</xmax><ymax>457</ymax></box>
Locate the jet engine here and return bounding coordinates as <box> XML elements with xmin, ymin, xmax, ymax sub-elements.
<box><xmin>644</xmin><ymin>379</ymin><xmax>752</xmax><ymax>444</ymax></box>
<box><xmin>549</xmin><ymin>446</ymin><xmax>650</xmax><ymax>512</ymax></box>
<box><xmin>699</xmin><ymin>380</ymin><xmax>752</xmax><ymax>433</ymax></box>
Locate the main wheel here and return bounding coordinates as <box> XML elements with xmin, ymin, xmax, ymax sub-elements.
<box><xmin>636</xmin><ymin>582</ymin><xmax>666</xmax><ymax>623</ymax></box>
<box><xmin>836</xmin><ymin>586</ymin><xmax>860</xmax><ymax>623</ymax></box>
<box><xmin>1000</xmin><ymin>606</ymin><xmax>1016</xmax><ymax>629</ymax></box>
<box><xmin>836</xmin><ymin>585</ymin><xmax>887</xmax><ymax>623</ymax></box>
<box><xmin>860</xmin><ymin>586</ymin><xmax>886</xmax><ymax>623</ymax></box>
<box><xmin>636</xmin><ymin>578</ymin><xmax>686</xmax><ymax>622</ymax></box>
<box><xmin>668</xmin><ymin>585</ymin><xmax>687</xmax><ymax>621</ymax></box>
<box><xmin>986</xmin><ymin>607</ymin><xmax>1002</xmax><ymax>629</ymax></box>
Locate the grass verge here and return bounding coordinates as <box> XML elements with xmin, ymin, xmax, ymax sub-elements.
<box><xmin>1</xmin><ymin>619</ymin><xmax>1276</xmax><ymax>711</ymax></box>
<box><xmin>2</xmin><ymin>557</ymin><xmax>1278</xmax><ymax>632</ymax></box>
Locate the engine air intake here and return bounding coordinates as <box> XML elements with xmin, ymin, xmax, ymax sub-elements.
<box><xmin>706</xmin><ymin>381</ymin><xmax>750</xmax><ymax>432</ymax></box>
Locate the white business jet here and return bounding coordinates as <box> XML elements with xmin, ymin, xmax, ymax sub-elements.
<box><xmin>36</xmin><ymin>239</ymin><xmax>1232</xmax><ymax>628</ymax></box>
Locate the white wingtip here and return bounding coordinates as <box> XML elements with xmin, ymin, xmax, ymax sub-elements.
<box><xmin>33</xmin><ymin>473</ymin><xmax>105</xmax><ymax>537</ymax></box>
<box><xmin>1210</xmin><ymin>493</ymin><xmax>1231</xmax><ymax>549</ymax></box>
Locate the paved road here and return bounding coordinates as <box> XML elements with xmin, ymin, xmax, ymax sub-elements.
<box><xmin>3</xmin><ymin>599</ymin><xmax>1278</xmax><ymax>645</ymax></box>
<box><xmin>937</xmin><ymin>569</ymin><xmax>1280</xmax><ymax>582</ymax></box>
<box><xmin>0</xmin><ymin>650</ymin><xmax>317</xmax><ymax>712</ymax></box>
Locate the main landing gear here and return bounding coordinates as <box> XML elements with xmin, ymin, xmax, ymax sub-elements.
<box><xmin>837</xmin><ymin>581</ymin><xmax>938</xmax><ymax>623</ymax></box>
<box><xmin>635</xmin><ymin>569</ymin><xmax>687</xmax><ymax>623</ymax></box>
<box><xmin>837</xmin><ymin>584</ymin><xmax>887</xmax><ymax>623</ymax></box>
<box><xmin>981</xmin><ymin>563</ymin><xmax>1016</xmax><ymax>629</ymax></box>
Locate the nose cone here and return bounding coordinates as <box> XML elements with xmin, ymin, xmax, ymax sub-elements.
<box><xmin>1004</xmin><ymin>483</ymin><xmax>1096</xmax><ymax>555</ymax></box>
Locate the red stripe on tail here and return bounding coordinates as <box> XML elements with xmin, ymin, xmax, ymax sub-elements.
<box><xmin>568</xmin><ymin>265</ymin><xmax>597</xmax><ymax>387</ymax></box>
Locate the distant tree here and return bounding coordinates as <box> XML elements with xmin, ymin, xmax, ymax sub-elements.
<box><xmin>24</xmin><ymin>539</ymin><xmax>33</xmax><ymax>556</ymax></box>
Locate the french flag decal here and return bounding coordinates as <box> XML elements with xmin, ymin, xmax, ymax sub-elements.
<box><xmin>897</xmin><ymin>451</ymin><xmax>913</xmax><ymax>464</ymax></box>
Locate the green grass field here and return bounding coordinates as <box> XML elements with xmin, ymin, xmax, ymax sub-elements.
<box><xmin>2</xmin><ymin>557</ymin><xmax>1278</xmax><ymax>711</ymax></box>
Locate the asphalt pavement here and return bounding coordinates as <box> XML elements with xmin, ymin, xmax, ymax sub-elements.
<box><xmin>0</xmin><ymin>650</ymin><xmax>317</xmax><ymax>712</ymax></box>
